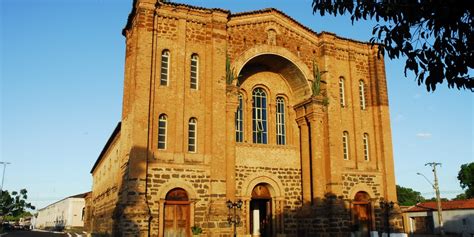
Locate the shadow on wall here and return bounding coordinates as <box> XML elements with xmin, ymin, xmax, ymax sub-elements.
<box><xmin>288</xmin><ymin>193</ymin><xmax>404</xmax><ymax>237</ymax></box>
<box><xmin>88</xmin><ymin>145</ymin><xmax>404</xmax><ymax>237</ymax></box>
<box><xmin>89</xmin><ymin>146</ymin><xmax>149</xmax><ymax>237</ymax></box>
<box><xmin>112</xmin><ymin>146</ymin><xmax>150</xmax><ymax>236</ymax></box>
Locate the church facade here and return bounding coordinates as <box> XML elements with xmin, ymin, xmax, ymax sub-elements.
<box><xmin>87</xmin><ymin>1</ymin><xmax>401</xmax><ymax>237</ymax></box>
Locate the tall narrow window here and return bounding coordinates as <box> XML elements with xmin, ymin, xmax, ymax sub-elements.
<box><xmin>235</xmin><ymin>94</ymin><xmax>244</xmax><ymax>142</ymax></box>
<box><xmin>276</xmin><ymin>97</ymin><xmax>286</xmax><ymax>145</ymax></box>
<box><xmin>160</xmin><ymin>50</ymin><xmax>170</xmax><ymax>86</ymax></box>
<box><xmin>363</xmin><ymin>133</ymin><xmax>370</xmax><ymax>161</ymax></box>
<box><xmin>339</xmin><ymin>77</ymin><xmax>346</xmax><ymax>107</ymax></box>
<box><xmin>343</xmin><ymin>131</ymin><xmax>349</xmax><ymax>160</ymax></box>
<box><xmin>190</xmin><ymin>54</ymin><xmax>199</xmax><ymax>89</ymax></box>
<box><xmin>158</xmin><ymin>114</ymin><xmax>167</xmax><ymax>149</ymax></box>
<box><xmin>188</xmin><ymin>118</ymin><xmax>197</xmax><ymax>152</ymax></box>
<box><xmin>359</xmin><ymin>80</ymin><xmax>366</xmax><ymax>110</ymax></box>
<box><xmin>252</xmin><ymin>88</ymin><xmax>267</xmax><ymax>144</ymax></box>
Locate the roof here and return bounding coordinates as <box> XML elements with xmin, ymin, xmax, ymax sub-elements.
<box><xmin>406</xmin><ymin>199</ymin><xmax>474</xmax><ymax>212</ymax></box>
<box><xmin>37</xmin><ymin>191</ymin><xmax>91</xmax><ymax>211</ymax></box>
<box><xmin>123</xmin><ymin>1</ymin><xmax>229</xmax><ymax>36</ymax></box>
<box><xmin>68</xmin><ymin>191</ymin><xmax>91</xmax><ymax>199</ymax></box>
<box><xmin>90</xmin><ymin>122</ymin><xmax>121</xmax><ymax>174</ymax></box>
<box><xmin>122</xmin><ymin>1</ymin><xmax>370</xmax><ymax>46</ymax></box>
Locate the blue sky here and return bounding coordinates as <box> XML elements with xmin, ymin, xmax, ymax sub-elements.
<box><xmin>1</xmin><ymin>0</ymin><xmax>472</xmax><ymax>209</ymax></box>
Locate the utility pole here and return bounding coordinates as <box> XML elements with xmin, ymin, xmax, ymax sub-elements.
<box><xmin>0</xmin><ymin>161</ymin><xmax>11</xmax><ymax>192</ymax></box>
<box><xmin>425</xmin><ymin>162</ymin><xmax>444</xmax><ymax>236</ymax></box>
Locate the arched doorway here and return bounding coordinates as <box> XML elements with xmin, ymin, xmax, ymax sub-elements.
<box><xmin>352</xmin><ymin>191</ymin><xmax>373</xmax><ymax>237</ymax></box>
<box><xmin>250</xmin><ymin>184</ymin><xmax>272</xmax><ymax>237</ymax></box>
<box><xmin>164</xmin><ymin>188</ymin><xmax>190</xmax><ymax>237</ymax></box>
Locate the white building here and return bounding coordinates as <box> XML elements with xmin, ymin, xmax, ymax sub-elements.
<box><xmin>403</xmin><ymin>199</ymin><xmax>474</xmax><ymax>237</ymax></box>
<box><xmin>35</xmin><ymin>192</ymin><xmax>90</xmax><ymax>230</ymax></box>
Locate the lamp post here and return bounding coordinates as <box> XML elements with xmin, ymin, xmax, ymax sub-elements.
<box><xmin>380</xmin><ymin>200</ymin><xmax>394</xmax><ymax>237</ymax></box>
<box><xmin>417</xmin><ymin>162</ymin><xmax>445</xmax><ymax>236</ymax></box>
<box><xmin>227</xmin><ymin>199</ymin><xmax>243</xmax><ymax>237</ymax></box>
<box><xmin>0</xmin><ymin>161</ymin><xmax>11</xmax><ymax>192</ymax></box>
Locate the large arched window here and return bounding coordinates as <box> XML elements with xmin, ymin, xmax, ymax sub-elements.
<box><xmin>276</xmin><ymin>97</ymin><xmax>286</xmax><ymax>145</ymax></box>
<box><xmin>339</xmin><ymin>77</ymin><xmax>346</xmax><ymax>107</ymax></box>
<box><xmin>190</xmin><ymin>54</ymin><xmax>199</xmax><ymax>89</ymax></box>
<box><xmin>235</xmin><ymin>93</ymin><xmax>244</xmax><ymax>143</ymax></box>
<box><xmin>252</xmin><ymin>88</ymin><xmax>267</xmax><ymax>144</ymax></box>
<box><xmin>343</xmin><ymin>131</ymin><xmax>349</xmax><ymax>160</ymax></box>
<box><xmin>188</xmin><ymin>118</ymin><xmax>197</xmax><ymax>152</ymax></box>
<box><xmin>160</xmin><ymin>50</ymin><xmax>170</xmax><ymax>86</ymax></box>
<box><xmin>363</xmin><ymin>133</ymin><xmax>370</xmax><ymax>161</ymax></box>
<box><xmin>359</xmin><ymin>80</ymin><xmax>366</xmax><ymax>110</ymax></box>
<box><xmin>158</xmin><ymin>114</ymin><xmax>167</xmax><ymax>149</ymax></box>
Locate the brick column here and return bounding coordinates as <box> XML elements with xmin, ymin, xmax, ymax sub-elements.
<box><xmin>225</xmin><ymin>86</ymin><xmax>239</xmax><ymax>200</ymax></box>
<box><xmin>296</xmin><ymin>117</ymin><xmax>312</xmax><ymax>205</ymax></box>
<box><xmin>306</xmin><ymin>104</ymin><xmax>327</xmax><ymax>200</ymax></box>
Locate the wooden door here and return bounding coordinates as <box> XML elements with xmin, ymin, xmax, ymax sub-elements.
<box><xmin>164</xmin><ymin>188</ymin><xmax>190</xmax><ymax>237</ymax></box>
<box><xmin>353</xmin><ymin>192</ymin><xmax>372</xmax><ymax>237</ymax></box>
<box><xmin>164</xmin><ymin>204</ymin><xmax>190</xmax><ymax>237</ymax></box>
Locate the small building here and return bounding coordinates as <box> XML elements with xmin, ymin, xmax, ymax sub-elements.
<box><xmin>403</xmin><ymin>199</ymin><xmax>474</xmax><ymax>236</ymax></box>
<box><xmin>35</xmin><ymin>192</ymin><xmax>90</xmax><ymax>231</ymax></box>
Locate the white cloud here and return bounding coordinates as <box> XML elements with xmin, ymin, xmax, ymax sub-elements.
<box><xmin>416</xmin><ymin>133</ymin><xmax>432</xmax><ymax>138</ymax></box>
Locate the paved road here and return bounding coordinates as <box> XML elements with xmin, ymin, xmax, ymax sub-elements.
<box><xmin>4</xmin><ymin>230</ymin><xmax>67</xmax><ymax>237</ymax></box>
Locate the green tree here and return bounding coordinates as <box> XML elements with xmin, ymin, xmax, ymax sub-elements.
<box><xmin>0</xmin><ymin>189</ymin><xmax>35</xmax><ymax>218</ymax></box>
<box><xmin>425</xmin><ymin>197</ymin><xmax>449</xmax><ymax>202</ymax></box>
<box><xmin>312</xmin><ymin>0</ymin><xmax>473</xmax><ymax>91</ymax></box>
<box><xmin>396</xmin><ymin>185</ymin><xmax>425</xmax><ymax>206</ymax></box>
<box><xmin>457</xmin><ymin>162</ymin><xmax>474</xmax><ymax>198</ymax></box>
<box><xmin>452</xmin><ymin>193</ymin><xmax>468</xmax><ymax>200</ymax></box>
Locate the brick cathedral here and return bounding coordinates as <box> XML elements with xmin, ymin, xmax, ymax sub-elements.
<box><xmin>85</xmin><ymin>1</ymin><xmax>402</xmax><ymax>236</ymax></box>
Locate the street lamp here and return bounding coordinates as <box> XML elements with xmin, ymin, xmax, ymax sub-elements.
<box><xmin>417</xmin><ymin>162</ymin><xmax>445</xmax><ymax>236</ymax></box>
<box><xmin>380</xmin><ymin>200</ymin><xmax>394</xmax><ymax>237</ymax></box>
<box><xmin>0</xmin><ymin>161</ymin><xmax>11</xmax><ymax>192</ymax></box>
<box><xmin>226</xmin><ymin>199</ymin><xmax>243</xmax><ymax>237</ymax></box>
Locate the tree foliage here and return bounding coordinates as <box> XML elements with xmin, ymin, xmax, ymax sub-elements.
<box><xmin>396</xmin><ymin>185</ymin><xmax>425</xmax><ymax>206</ymax></box>
<box><xmin>452</xmin><ymin>192</ymin><xmax>468</xmax><ymax>200</ymax></box>
<box><xmin>312</xmin><ymin>0</ymin><xmax>473</xmax><ymax>91</ymax></box>
<box><xmin>0</xmin><ymin>189</ymin><xmax>35</xmax><ymax>218</ymax></box>
<box><xmin>457</xmin><ymin>162</ymin><xmax>474</xmax><ymax>198</ymax></box>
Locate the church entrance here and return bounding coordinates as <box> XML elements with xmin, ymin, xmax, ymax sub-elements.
<box><xmin>250</xmin><ymin>184</ymin><xmax>272</xmax><ymax>237</ymax></box>
<box><xmin>352</xmin><ymin>191</ymin><xmax>373</xmax><ymax>237</ymax></box>
<box><xmin>164</xmin><ymin>188</ymin><xmax>190</xmax><ymax>237</ymax></box>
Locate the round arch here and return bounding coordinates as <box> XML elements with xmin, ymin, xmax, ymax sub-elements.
<box><xmin>157</xmin><ymin>179</ymin><xmax>198</xmax><ymax>201</ymax></box>
<box><xmin>348</xmin><ymin>183</ymin><xmax>376</xmax><ymax>200</ymax></box>
<box><xmin>241</xmin><ymin>173</ymin><xmax>284</xmax><ymax>198</ymax></box>
<box><xmin>232</xmin><ymin>45</ymin><xmax>313</xmax><ymax>103</ymax></box>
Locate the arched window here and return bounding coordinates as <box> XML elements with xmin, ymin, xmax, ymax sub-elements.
<box><xmin>188</xmin><ymin>118</ymin><xmax>197</xmax><ymax>152</ymax></box>
<box><xmin>359</xmin><ymin>80</ymin><xmax>366</xmax><ymax>110</ymax></box>
<box><xmin>190</xmin><ymin>54</ymin><xmax>199</xmax><ymax>89</ymax></box>
<box><xmin>343</xmin><ymin>131</ymin><xmax>349</xmax><ymax>160</ymax></box>
<box><xmin>235</xmin><ymin>93</ymin><xmax>244</xmax><ymax>143</ymax></box>
<box><xmin>276</xmin><ymin>97</ymin><xmax>286</xmax><ymax>145</ymax></box>
<box><xmin>252</xmin><ymin>88</ymin><xmax>267</xmax><ymax>144</ymax></box>
<box><xmin>339</xmin><ymin>77</ymin><xmax>346</xmax><ymax>107</ymax></box>
<box><xmin>363</xmin><ymin>133</ymin><xmax>370</xmax><ymax>161</ymax></box>
<box><xmin>160</xmin><ymin>50</ymin><xmax>170</xmax><ymax>86</ymax></box>
<box><xmin>158</xmin><ymin>114</ymin><xmax>167</xmax><ymax>149</ymax></box>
